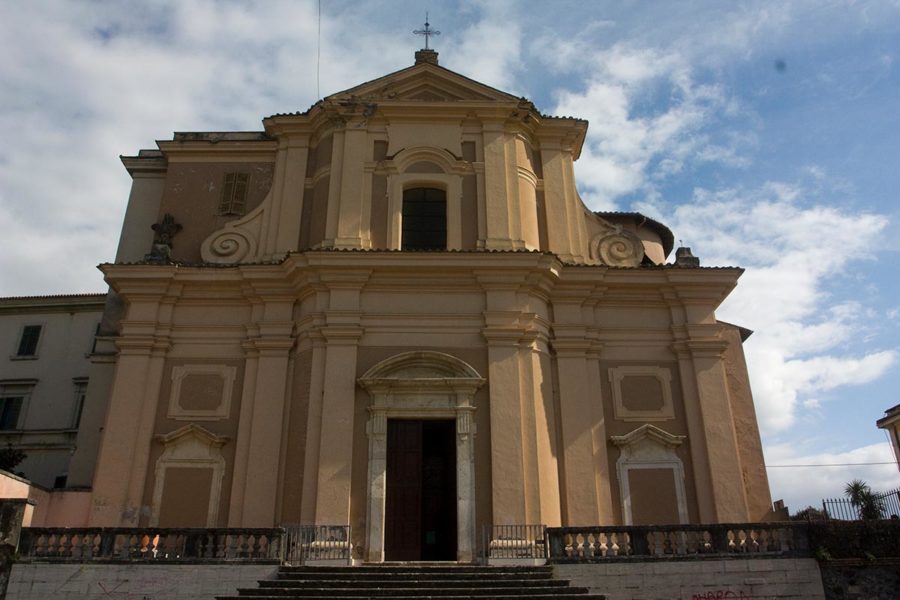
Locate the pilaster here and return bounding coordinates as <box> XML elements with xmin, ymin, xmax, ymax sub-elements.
<box><xmin>482</xmin><ymin>123</ymin><xmax>525</xmax><ymax>250</ymax></box>
<box><xmin>89</xmin><ymin>295</ymin><xmax>173</xmax><ymax>526</ymax></box>
<box><xmin>235</xmin><ymin>298</ymin><xmax>295</xmax><ymax>526</ymax></box>
<box><xmin>265</xmin><ymin>136</ymin><xmax>310</xmax><ymax>255</ymax></box>
<box><xmin>312</xmin><ymin>272</ymin><xmax>369</xmax><ymax>524</ymax></box>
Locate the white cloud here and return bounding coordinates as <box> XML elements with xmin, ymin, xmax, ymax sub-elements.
<box><xmin>641</xmin><ymin>182</ymin><xmax>896</xmax><ymax>431</ymax></box>
<box><xmin>549</xmin><ymin>44</ymin><xmax>742</xmax><ymax>208</ymax></box>
<box><xmin>443</xmin><ymin>0</ymin><xmax>523</xmax><ymax>92</ymax></box>
<box><xmin>765</xmin><ymin>442</ymin><xmax>899</xmax><ymax>513</ymax></box>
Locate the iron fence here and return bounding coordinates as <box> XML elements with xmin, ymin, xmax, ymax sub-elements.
<box><xmin>822</xmin><ymin>487</ymin><xmax>900</xmax><ymax>521</ymax></box>
<box><xmin>482</xmin><ymin>524</ymin><xmax>547</xmax><ymax>562</ymax></box>
<box><xmin>283</xmin><ymin>524</ymin><xmax>352</xmax><ymax>565</ymax></box>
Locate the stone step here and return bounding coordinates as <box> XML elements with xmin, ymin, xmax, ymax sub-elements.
<box><xmin>216</xmin><ymin>565</ymin><xmax>605</xmax><ymax>600</ymax></box>
<box><xmin>265</xmin><ymin>579</ymin><xmax>567</xmax><ymax>588</ymax></box>
<box><xmin>279</xmin><ymin>566</ymin><xmax>552</xmax><ymax>574</ymax></box>
<box><xmin>218</xmin><ymin>596</ymin><xmax>605</xmax><ymax>600</ymax></box>
<box><xmin>242</xmin><ymin>585</ymin><xmax>583</xmax><ymax>596</ymax></box>
<box><xmin>277</xmin><ymin>573</ymin><xmax>555</xmax><ymax>581</ymax></box>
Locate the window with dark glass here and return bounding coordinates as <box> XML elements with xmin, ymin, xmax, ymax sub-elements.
<box><xmin>16</xmin><ymin>325</ymin><xmax>41</xmax><ymax>357</ymax></box>
<box><xmin>0</xmin><ymin>396</ymin><xmax>23</xmax><ymax>430</ymax></box>
<box><xmin>218</xmin><ymin>172</ymin><xmax>250</xmax><ymax>216</ymax></box>
<box><xmin>402</xmin><ymin>187</ymin><xmax>446</xmax><ymax>250</ymax></box>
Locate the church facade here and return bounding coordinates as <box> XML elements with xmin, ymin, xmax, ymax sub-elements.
<box><xmin>71</xmin><ymin>49</ymin><xmax>772</xmax><ymax>563</ymax></box>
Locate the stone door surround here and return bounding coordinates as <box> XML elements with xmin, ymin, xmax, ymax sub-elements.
<box><xmin>358</xmin><ymin>351</ymin><xmax>485</xmax><ymax>562</ymax></box>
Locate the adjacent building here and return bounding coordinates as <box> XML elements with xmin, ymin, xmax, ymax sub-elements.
<box><xmin>877</xmin><ymin>404</ymin><xmax>900</xmax><ymax>471</ymax></box>
<box><xmin>0</xmin><ymin>294</ymin><xmax>104</xmax><ymax>488</ymax></box>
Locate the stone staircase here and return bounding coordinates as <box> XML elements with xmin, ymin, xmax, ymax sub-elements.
<box><xmin>216</xmin><ymin>564</ymin><xmax>605</xmax><ymax>600</ymax></box>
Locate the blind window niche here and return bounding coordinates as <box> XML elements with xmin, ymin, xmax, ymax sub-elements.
<box><xmin>402</xmin><ymin>187</ymin><xmax>447</xmax><ymax>250</ymax></box>
<box><xmin>218</xmin><ymin>173</ymin><xmax>250</xmax><ymax>216</ymax></box>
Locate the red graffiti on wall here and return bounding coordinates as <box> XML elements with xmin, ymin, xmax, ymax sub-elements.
<box><xmin>691</xmin><ymin>591</ymin><xmax>749</xmax><ymax>600</ymax></box>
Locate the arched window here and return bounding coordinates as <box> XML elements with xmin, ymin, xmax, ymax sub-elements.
<box><xmin>402</xmin><ymin>187</ymin><xmax>446</xmax><ymax>250</ymax></box>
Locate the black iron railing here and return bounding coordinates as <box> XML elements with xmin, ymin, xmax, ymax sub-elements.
<box><xmin>822</xmin><ymin>488</ymin><xmax>900</xmax><ymax>521</ymax></box>
<box><xmin>482</xmin><ymin>524</ymin><xmax>547</xmax><ymax>561</ymax></box>
<box><xmin>282</xmin><ymin>524</ymin><xmax>352</xmax><ymax>565</ymax></box>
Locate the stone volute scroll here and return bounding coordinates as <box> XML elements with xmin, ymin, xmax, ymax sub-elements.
<box><xmin>200</xmin><ymin>190</ymin><xmax>270</xmax><ymax>263</ymax></box>
<box><xmin>589</xmin><ymin>216</ymin><xmax>646</xmax><ymax>267</ymax></box>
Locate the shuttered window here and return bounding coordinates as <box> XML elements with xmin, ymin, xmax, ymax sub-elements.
<box><xmin>218</xmin><ymin>173</ymin><xmax>250</xmax><ymax>216</ymax></box>
<box><xmin>402</xmin><ymin>188</ymin><xmax>447</xmax><ymax>250</ymax></box>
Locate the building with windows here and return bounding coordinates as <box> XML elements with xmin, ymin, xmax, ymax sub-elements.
<box><xmin>0</xmin><ymin>294</ymin><xmax>104</xmax><ymax>488</ymax></box>
<box><xmin>56</xmin><ymin>49</ymin><xmax>774</xmax><ymax>562</ymax></box>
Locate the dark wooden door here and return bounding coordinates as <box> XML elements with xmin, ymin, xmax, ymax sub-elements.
<box><xmin>385</xmin><ymin>419</ymin><xmax>457</xmax><ymax>561</ymax></box>
<box><xmin>385</xmin><ymin>420</ymin><xmax>423</xmax><ymax>560</ymax></box>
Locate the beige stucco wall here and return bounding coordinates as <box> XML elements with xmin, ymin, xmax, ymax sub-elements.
<box><xmin>157</xmin><ymin>161</ymin><xmax>275</xmax><ymax>263</ymax></box>
<box><xmin>721</xmin><ymin>324</ymin><xmax>774</xmax><ymax>521</ymax></box>
<box><xmin>84</xmin><ymin>251</ymin><xmax>766</xmax><ymax>535</ymax></box>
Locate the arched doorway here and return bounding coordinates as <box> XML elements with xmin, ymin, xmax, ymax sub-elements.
<box><xmin>358</xmin><ymin>351</ymin><xmax>485</xmax><ymax>562</ymax></box>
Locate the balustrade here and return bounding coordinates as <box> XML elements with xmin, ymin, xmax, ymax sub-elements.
<box><xmin>18</xmin><ymin>528</ymin><xmax>281</xmax><ymax>562</ymax></box>
<box><xmin>547</xmin><ymin>523</ymin><xmax>806</xmax><ymax>562</ymax></box>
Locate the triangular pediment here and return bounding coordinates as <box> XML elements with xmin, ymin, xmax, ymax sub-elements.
<box><xmin>327</xmin><ymin>62</ymin><xmax>521</xmax><ymax>104</ymax></box>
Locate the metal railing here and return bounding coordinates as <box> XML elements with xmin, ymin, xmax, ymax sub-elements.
<box><xmin>822</xmin><ymin>488</ymin><xmax>900</xmax><ymax>521</ymax></box>
<box><xmin>283</xmin><ymin>524</ymin><xmax>352</xmax><ymax>565</ymax></box>
<box><xmin>546</xmin><ymin>523</ymin><xmax>806</xmax><ymax>562</ymax></box>
<box><xmin>18</xmin><ymin>528</ymin><xmax>281</xmax><ymax>562</ymax></box>
<box><xmin>482</xmin><ymin>524</ymin><xmax>547</xmax><ymax>561</ymax></box>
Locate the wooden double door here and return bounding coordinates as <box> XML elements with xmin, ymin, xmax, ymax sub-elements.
<box><xmin>384</xmin><ymin>419</ymin><xmax>457</xmax><ymax>561</ymax></box>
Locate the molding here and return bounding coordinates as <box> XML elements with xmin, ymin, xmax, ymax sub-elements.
<box><xmin>167</xmin><ymin>364</ymin><xmax>237</xmax><ymax>421</ymax></box>
<box><xmin>608</xmin><ymin>366</ymin><xmax>674</xmax><ymax>422</ymax></box>
<box><xmin>612</xmin><ymin>424</ymin><xmax>688</xmax><ymax>525</ymax></box>
<box><xmin>151</xmin><ymin>424</ymin><xmax>228</xmax><ymax>527</ymax></box>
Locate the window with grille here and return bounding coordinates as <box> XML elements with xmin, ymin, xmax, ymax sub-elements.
<box><xmin>218</xmin><ymin>173</ymin><xmax>250</xmax><ymax>216</ymax></box>
<box><xmin>16</xmin><ymin>325</ymin><xmax>41</xmax><ymax>357</ymax></box>
<box><xmin>401</xmin><ymin>187</ymin><xmax>447</xmax><ymax>250</ymax></box>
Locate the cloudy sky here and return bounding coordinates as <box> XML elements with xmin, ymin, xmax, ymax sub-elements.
<box><xmin>1</xmin><ymin>0</ymin><xmax>899</xmax><ymax>512</ymax></box>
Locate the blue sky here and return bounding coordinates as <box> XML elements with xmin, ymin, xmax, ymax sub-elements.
<box><xmin>1</xmin><ymin>0</ymin><xmax>898</xmax><ymax>511</ymax></box>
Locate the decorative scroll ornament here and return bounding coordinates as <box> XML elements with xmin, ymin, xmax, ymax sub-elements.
<box><xmin>200</xmin><ymin>191</ymin><xmax>269</xmax><ymax>264</ymax></box>
<box><xmin>590</xmin><ymin>220</ymin><xmax>645</xmax><ymax>267</ymax></box>
<box><xmin>204</xmin><ymin>230</ymin><xmax>256</xmax><ymax>263</ymax></box>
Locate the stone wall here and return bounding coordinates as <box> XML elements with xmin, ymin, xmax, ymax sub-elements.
<box><xmin>555</xmin><ymin>558</ymin><xmax>826</xmax><ymax>600</ymax></box>
<box><xmin>5</xmin><ymin>563</ymin><xmax>278</xmax><ymax>600</ymax></box>
<box><xmin>819</xmin><ymin>560</ymin><xmax>900</xmax><ymax>600</ymax></box>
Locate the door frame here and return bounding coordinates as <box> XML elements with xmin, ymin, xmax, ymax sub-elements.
<box><xmin>358</xmin><ymin>351</ymin><xmax>485</xmax><ymax>563</ymax></box>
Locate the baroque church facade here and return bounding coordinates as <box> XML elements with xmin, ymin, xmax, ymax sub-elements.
<box><xmin>66</xmin><ymin>49</ymin><xmax>773</xmax><ymax>563</ymax></box>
